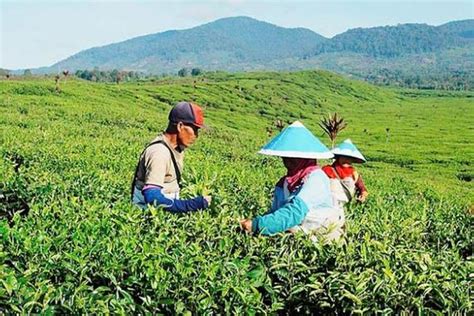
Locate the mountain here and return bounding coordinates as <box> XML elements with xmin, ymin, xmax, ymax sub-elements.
<box><xmin>48</xmin><ymin>16</ymin><xmax>327</xmax><ymax>73</ymax></box>
<box><xmin>437</xmin><ymin>19</ymin><xmax>474</xmax><ymax>39</ymax></box>
<box><xmin>304</xmin><ymin>19</ymin><xmax>473</xmax><ymax>89</ymax></box>
<box><xmin>315</xmin><ymin>22</ymin><xmax>471</xmax><ymax>58</ymax></box>
<box><xmin>12</xmin><ymin>17</ymin><xmax>474</xmax><ymax>89</ymax></box>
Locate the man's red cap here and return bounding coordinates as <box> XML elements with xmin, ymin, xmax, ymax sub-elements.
<box><xmin>168</xmin><ymin>101</ymin><xmax>206</xmax><ymax>128</ymax></box>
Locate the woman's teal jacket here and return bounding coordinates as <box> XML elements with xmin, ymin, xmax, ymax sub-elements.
<box><xmin>251</xmin><ymin>169</ymin><xmax>333</xmax><ymax>235</ymax></box>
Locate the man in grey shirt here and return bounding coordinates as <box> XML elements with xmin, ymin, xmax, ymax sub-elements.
<box><xmin>131</xmin><ymin>101</ymin><xmax>211</xmax><ymax>212</ymax></box>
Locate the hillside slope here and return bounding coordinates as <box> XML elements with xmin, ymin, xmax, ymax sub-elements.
<box><xmin>50</xmin><ymin>16</ymin><xmax>327</xmax><ymax>73</ymax></box>
<box><xmin>0</xmin><ymin>71</ymin><xmax>472</xmax><ymax>313</ymax></box>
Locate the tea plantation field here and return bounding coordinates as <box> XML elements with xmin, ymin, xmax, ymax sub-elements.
<box><xmin>0</xmin><ymin>71</ymin><xmax>472</xmax><ymax>314</ymax></box>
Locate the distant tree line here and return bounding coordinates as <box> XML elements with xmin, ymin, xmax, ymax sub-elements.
<box><xmin>73</xmin><ymin>67</ymin><xmax>204</xmax><ymax>82</ymax></box>
<box><xmin>2</xmin><ymin>66</ymin><xmax>471</xmax><ymax>91</ymax></box>
<box><xmin>362</xmin><ymin>69</ymin><xmax>472</xmax><ymax>90</ymax></box>
<box><xmin>74</xmin><ymin>69</ymin><xmax>146</xmax><ymax>83</ymax></box>
<box><xmin>64</xmin><ymin>67</ymin><xmax>474</xmax><ymax>90</ymax></box>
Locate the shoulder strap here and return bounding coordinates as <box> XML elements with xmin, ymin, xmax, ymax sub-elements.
<box><xmin>159</xmin><ymin>141</ymin><xmax>182</xmax><ymax>185</ymax></box>
<box><xmin>331</xmin><ymin>166</ymin><xmax>352</xmax><ymax>201</ymax></box>
<box><xmin>130</xmin><ymin>140</ymin><xmax>181</xmax><ymax>200</ymax></box>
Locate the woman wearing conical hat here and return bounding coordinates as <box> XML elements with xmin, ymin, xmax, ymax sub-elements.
<box><xmin>322</xmin><ymin>139</ymin><xmax>369</xmax><ymax>210</ymax></box>
<box><xmin>240</xmin><ymin>121</ymin><xmax>345</xmax><ymax>241</ymax></box>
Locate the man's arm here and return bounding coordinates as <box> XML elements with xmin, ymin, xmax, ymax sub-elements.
<box><xmin>143</xmin><ymin>185</ymin><xmax>209</xmax><ymax>213</ymax></box>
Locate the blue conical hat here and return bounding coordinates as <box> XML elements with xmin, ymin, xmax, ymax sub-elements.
<box><xmin>332</xmin><ymin>139</ymin><xmax>366</xmax><ymax>163</ymax></box>
<box><xmin>258</xmin><ymin>121</ymin><xmax>333</xmax><ymax>159</ymax></box>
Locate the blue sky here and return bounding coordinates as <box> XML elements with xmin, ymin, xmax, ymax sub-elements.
<box><xmin>1</xmin><ymin>0</ymin><xmax>473</xmax><ymax>69</ymax></box>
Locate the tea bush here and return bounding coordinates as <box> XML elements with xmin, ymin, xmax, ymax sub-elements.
<box><xmin>0</xmin><ymin>71</ymin><xmax>472</xmax><ymax>314</ymax></box>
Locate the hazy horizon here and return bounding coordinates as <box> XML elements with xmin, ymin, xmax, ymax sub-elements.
<box><xmin>1</xmin><ymin>0</ymin><xmax>473</xmax><ymax>70</ymax></box>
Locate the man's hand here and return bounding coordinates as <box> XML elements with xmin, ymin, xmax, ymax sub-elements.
<box><xmin>204</xmin><ymin>195</ymin><xmax>212</xmax><ymax>206</ymax></box>
<box><xmin>357</xmin><ymin>191</ymin><xmax>369</xmax><ymax>203</ymax></box>
<box><xmin>239</xmin><ymin>219</ymin><xmax>253</xmax><ymax>233</ymax></box>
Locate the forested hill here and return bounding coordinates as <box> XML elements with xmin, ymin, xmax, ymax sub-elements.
<box><xmin>48</xmin><ymin>16</ymin><xmax>327</xmax><ymax>73</ymax></box>
<box><xmin>21</xmin><ymin>17</ymin><xmax>472</xmax><ymax>74</ymax></box>
<box><xmin>316</xmin><ymin>20</ymin><xmax>473</xmax><ymax>57</ymax></box>
<box><xmin>437</xmin><ymin>19</ymin><xmax>474</xmax><ymax>39</ymax></box>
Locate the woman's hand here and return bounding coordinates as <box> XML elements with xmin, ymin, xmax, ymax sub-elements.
<box><xmin>204</xmin><ymin>195</ymin><xmax>212</xmax><ymax>205</ymax></box>
<box><xmin>357</xmin><ymin>191</ymin><xmax>369</xmax><ymax>203</ymax></box>
<box><xmin>239</xmin><ymin>219</ymin><xmax>253</xmax><ymax>233</ymax></box>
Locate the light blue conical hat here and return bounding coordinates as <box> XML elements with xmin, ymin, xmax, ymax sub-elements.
<box><xmin>332</xmin><ymin>139</ymin><xmax>366</xmax><ymax>163</ymax></box>
<box><xmin>258</xmin><ymin>121</ymin><xmax>333</xmax><ymax>159</ymax></box>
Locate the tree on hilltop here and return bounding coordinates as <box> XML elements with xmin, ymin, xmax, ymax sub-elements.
<box><xmin>191</xmin><ymin>68</ymin><xmax>202</xmax><ymax>76</ymax></box>
<box><xmin>178</xmin><ymin>68</ymin><xmax>188</xmax><ymax>77</ymax></box>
